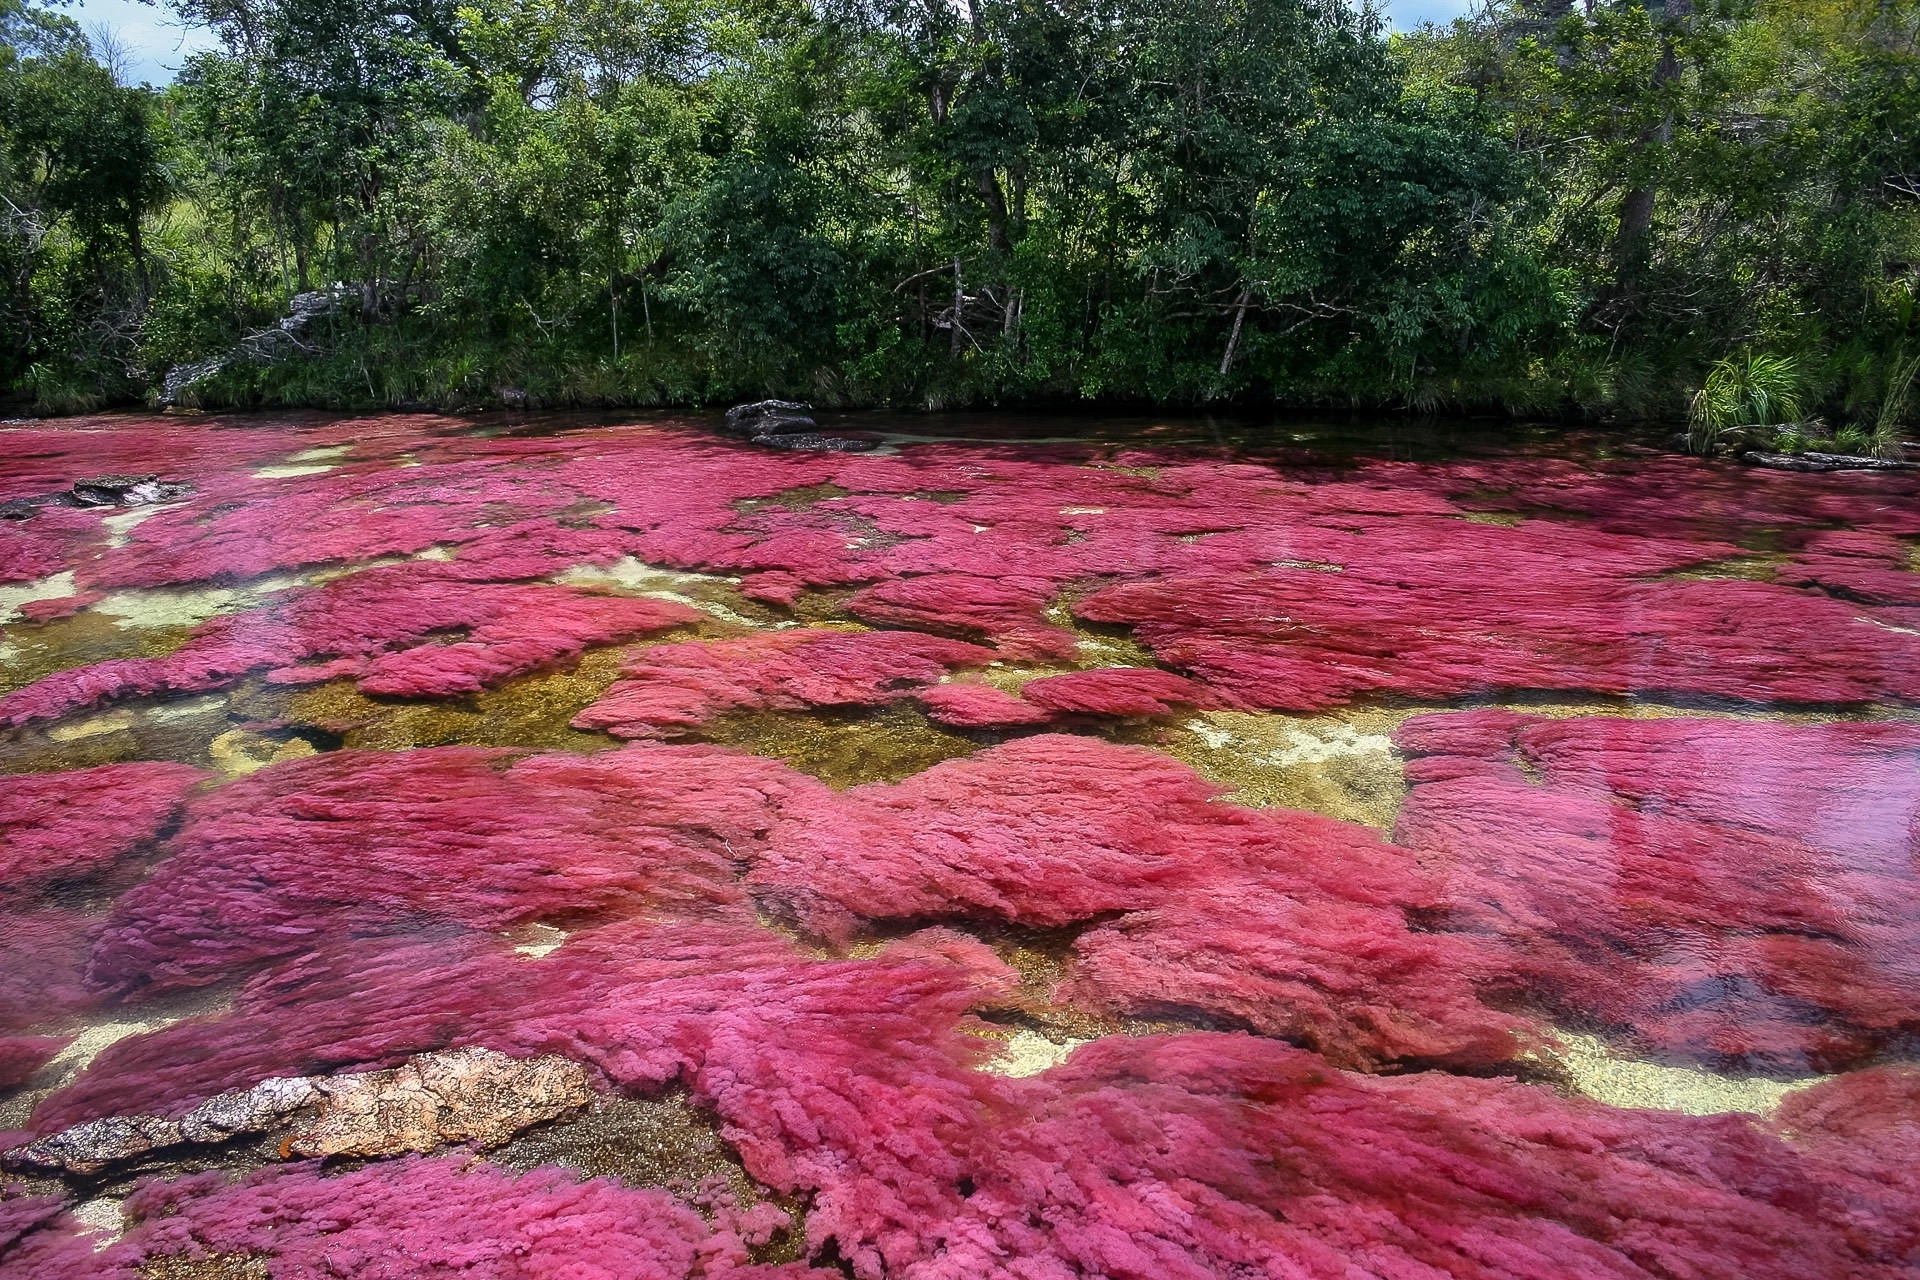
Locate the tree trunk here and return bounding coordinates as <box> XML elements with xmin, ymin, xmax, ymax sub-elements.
<box><xmin>1219</xmin><ymin>286</ymin><xmax>1252</xmax><ymax>377</ymax></box>
<box><xmin>1610</xmin><ymin>2</ymin><xmax>1689</xmax><ymax>292</ymax></box>
<box><xmin>951</xmin><ymin>256</ymin><xmax>965</xmax><ymax>357</ymax></box>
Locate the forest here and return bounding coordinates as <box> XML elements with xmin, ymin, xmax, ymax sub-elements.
<box><xmin>0</xmin><ymin>0</ymin><xmax>1916</xmax><ymax>443</ymax></box>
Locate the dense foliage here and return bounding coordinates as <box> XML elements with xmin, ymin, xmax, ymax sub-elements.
<box><xmin>0</xmin><ymin>0</ymin><xmax>1915</xmax><ymax>429</ymax></box>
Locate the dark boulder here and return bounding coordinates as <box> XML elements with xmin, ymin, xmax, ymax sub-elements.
<box><xmin>725</xmin><ymin>400</ymin><xmax>814</xmax><ymax>436</ymax></box>
<box><xmin>67</xmin><ymin>475</ymin><xmax>197</xmax><ymax>506</ymax></box>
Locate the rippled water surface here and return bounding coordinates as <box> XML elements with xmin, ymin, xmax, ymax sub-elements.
<box><xmin>2</xmin><ymin>410</ymin><xmax>1918</xmax><ymax>1278</ymax></box>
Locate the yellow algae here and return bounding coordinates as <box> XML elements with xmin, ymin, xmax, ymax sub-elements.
<box><xmin>94</xmin><ymin>577</ymin><xmax>302</xmax><ymax>630</ymax></box>
<box><xmin>1544</xmin><ymin>1033</ymin><xmax>1822</xmax><ymax>1117</ymax></box>
<box><xmin>554</xmin><ymin>556</ymin><xmax>773</xmax><ymax>629</ymax></box>
<box><xmin>252</xmin><ymin>445</ymin><xmax>352</xmax><ymax>478</ymax></box>
<box><xmin>1160</xmin><ymin>709</ymin><xmax>1407</xmax><ymax>828</ymax></box>
<box><xmin>71</xmin><ymin>1198</ymin><xmax>124</xmax><ymax>1249</ymax></box>
<box><xmin>276</xmin><ymin>650</ymin><xmax>636</xmax><ymax>755</ymax></box>
<box><xmin>491</xmin><ymin>1093</ymin><xmax>776</xmax><ymax>1234</ymax></box>
<box><xmin>700</xmin><ymin>702</ymin><xmax>981</xmax><ymax>788</ymax></box>
<box><xmin>208</xmin><ymin>727</ymin><xmax>318</xmax><ymax>777</ymax></box>
<box><xmin>100</xmin><ymin>504</ymin><xmax>187</xmax><ymax>549</ymax></box>
<box><xmin>251</xmin><ymin>464</ymin><xmax>339</xmax><ymax>479</ymax></box>
<box><xmin>48</xmin><ymin>709</ymin><xmax>140</xmax><ymax>741</ymax></box>
<box><xmin>1661</xmin><ymin>553</ymin><xmax>1785</xmax><ymax>582</ymax></box>
<box><xmin>141</xmin><ymin>1251</ymin><xmax>268</xmax><ymax>1279</ymax></box>
<box><xmin>0</xmin><ymin>569</ymin><xmax>78</xmax><ymax>623</ymax></box>
<box><xmin>2</xmin><ymin>691</ymin><xmax>236</xmax><ymax>775</ymax></box>
<box><xmin>508</xmin><ymin>922</ymin><xmax>571</xmax><ymax>959</ymax></box>
<box><xmin>972</xmin><ymin>662</ymin><xmax>1073</xmax><ymax>694</ymax></box>
<box><xmin>785</xmin><ymin>586</ymin><xmax>861</xmax><ymax>625</ymax></box>
<box><xmin>730</xmin><ymin>482</ymin><xmax>850</xmax><ymax>514</ymax></box>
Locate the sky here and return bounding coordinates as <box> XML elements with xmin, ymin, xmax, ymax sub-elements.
<box><xmin>69</xmin><ymin>0</ymin><xmax>1479</xmax><ymax>86</ymax></box>
<box><xmin>66</xmin><ymin>0</ymin><xmax>216</xmax><ymax>85</ymax></box>
<box><xmin>1381</xmin><ymin>0</ymin><xmax>1479</xmax><ymax>26</ymax></box>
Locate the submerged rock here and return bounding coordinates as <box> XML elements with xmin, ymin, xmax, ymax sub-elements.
<box><xmin>291</xmin><ymin>1046</ymin><xmax>591</xmax><ymax>1159</ymax></box>
<box><xmin>750</xmin><ymin>432</ymin><xmax>879</xmax><ymax>452</ymax></box>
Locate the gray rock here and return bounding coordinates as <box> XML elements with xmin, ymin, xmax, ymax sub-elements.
<box><xmin>7</xmin><ymin>1114</ymin><xmax>184</xmax><ymax>1176</ymax></box>
<box><xmin>748</xmin><ymin>414</ymin><xmax>823</xmax><ymax>436</ymax></box>
<box><xmin>751</xmin><ymin>432</ymin><xmax>879</xmax><ymax>453</ymax></box>
<box><xmin>176</xmin><ymin>1075</ymin><xmax>320</xmax><ymax>1143</ymax></box>
<box><xmin>725</xmin><ymin>399</ymin><xmax>813</xmax><ymax>435</ymax></box>
<box><xmin>65</xmin><ymin>475</ymin><xmax>195</xmax><ymax>507</ymax></box>
<box><xmin>1743</xmin><ymin>451</ymin><xmax>1920</xmax><ymax>472</ymax></box>
<box><xmin>4</xmin><ymin>1048</ymin><xmax>589</xmax><ymax>1176</ymax></box>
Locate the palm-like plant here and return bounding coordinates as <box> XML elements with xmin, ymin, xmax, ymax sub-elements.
<box><xmin>1688</xmin><ymin>352</ymin><xmax>1805</xmax><ymax>455</ymax></box>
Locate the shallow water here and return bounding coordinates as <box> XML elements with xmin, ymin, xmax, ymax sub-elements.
<box><xmin>1</xmin><ymin>410</ymin><xmax>1917</xmax><ymax>1277</ymax></box>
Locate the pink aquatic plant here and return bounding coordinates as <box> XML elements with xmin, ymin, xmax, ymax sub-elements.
<box><xmin>914</xmin><ymin>682</ymin><xmax>1056</xmax><ymax>727</ymax></box>
<box><xmin>1394</xmin><ymin>711</ymin><xmax>1920</xmax><ymax>1068</ymax></box>
<box><xmin>10</xmin><ymin>414</ymin><xmax>1920</xmax><ymax>718</ymax></box>
<box><xmin>0</xmin><ymin>568</ymin><xmax>697</xmax><ymax>727</ymax></box>
<box><xmin>575</xmin><ymin>629</ymin><xmax>994</xmax><ymax>739</ymax></box>
<box><xmin>23</xmin><ymin>963</ymin><xmax>1920</xmax><ymax>1280</ymax></box>
<box><xmin>3</xmin><ymin>1156</ymin><xmax>839</xmax><ymax>1279</ymax></box>
<box><xmin>753</xmin><ymin>735</ymin><xmax>1528</xmax><ymax>1066</ymax></box>
<box><xmin>0</xmin><ymin>762</ymin><xmax>203</xmax><ymax>900</ymax></box>
<box><xmin>88</xmin><ymin>744</ymin><xmax>817</xmax><ymax>992</ymax></box>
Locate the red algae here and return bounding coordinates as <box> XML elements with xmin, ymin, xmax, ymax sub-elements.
<box><xmin>0</xmin><ymin>568</ymin><xmax>696</xmax><ymax>727</ymax></box>
<box><xmin>915</xmin><ymin>682</ymin><xmax>1055</xmax><ymax>727</ymax></box>
<box><xmin>753</xmin><ymin>735</ymin><xmax>1527</xmax><ymax>1067</ymax></box>
<box><xmin>0</xmin><ymin>762</ymin><xmax>203</xmax><ymax>900</ymax></box>
<box><xmin>0</xmin><ymin>1194</ymin><xmax>106</xmax><ymax>1278</ymax></box>
<box><xmin>847</xmin><ymin>574</ymin><xmax>1080</xmax><ymax>659</ymax></box>
<box><xmin>918</xmin><ymin>1033</ymin><xmax>1919</xmax><ymax>1280</ymax></box>
<box><xmin>4</xmin><ymin>1156</ymin><xmax>837</xmax><ymax>1279</ymax></box>
<box><xmin>1393</xmin><ymin>711</ymin><xmax>1920</xmax><ymax>1068</ymax></box>
<box><xmin>10</xmin><ymin>415</ymin><xmax>1920</xmax><ymax>715</ymax></box>
<box><xmin>1017</xmin><ymin>665</ymin><xmax>1213</xmax><ymax>715</ymax></box>
<box><xmin>1078</xmin><ymin>567</ymin><xmax>1920</xmax><ymax>711</ymax></box>
<box><xmin>9</xmin><ymin>416</ymin><xmax>1920</xmax><ymax>1279</ymax></box>
<box><xmin>88</xmin><ymin>744</ymin><xmax>817</xmax><ymax>993</ymax></box>
<box><xmin>0</xmin><ymin>1036</ymin><xmax>66</xmax><ymax>1089</ymax></box>
<box><xmin>0</xmin><ymin>764</ymin><xmax>204</xmax><ymax>1053</ymax></box>
<box><xmin>574</xmin><ymin>629</ymin><xmax>994</xmax><ymax>739</ymax></box>
<box><xmin>23</xmin><ymin>971</ymin><xmax>1920</xmax><ymax>1280</ymax></box>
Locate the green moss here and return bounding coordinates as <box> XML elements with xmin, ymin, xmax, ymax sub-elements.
<box><xmin>699</xmin><ymin>701</ymin><xmax>985</xmax><ymax>788</ymax></box>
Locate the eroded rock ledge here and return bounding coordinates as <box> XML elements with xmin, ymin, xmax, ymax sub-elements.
<box><xmin>5</xmin><ymin>1046</ymin><xmax>590</xmax><ymax>1176</ymax></box>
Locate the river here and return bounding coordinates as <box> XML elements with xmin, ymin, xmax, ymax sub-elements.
<box><xmin>1</xmin><ymin>409</ymin><xmax>1916</xmax><ymax>1277</ymax></box>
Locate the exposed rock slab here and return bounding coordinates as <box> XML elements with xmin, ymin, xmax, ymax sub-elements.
<box><xmin>5</xmin><ymin>1047</ymin><xmax>589</xmax><ymax>1175</ymax></box>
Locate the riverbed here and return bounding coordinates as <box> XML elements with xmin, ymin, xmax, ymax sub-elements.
<box><xmin>2</xmin><ymin>410</ymin><xmax>1917</xmax><ymax>1277</ymax></box>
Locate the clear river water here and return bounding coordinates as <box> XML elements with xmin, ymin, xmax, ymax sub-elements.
<box><xmin>0</xmin><ymin>409</ymin><xmax>1916</xmax><ymax>1278</ymax></box>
